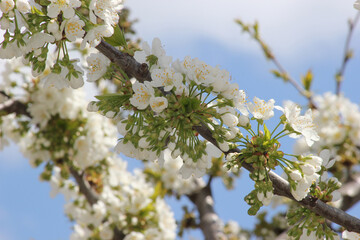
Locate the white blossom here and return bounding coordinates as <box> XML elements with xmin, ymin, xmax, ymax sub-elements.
<box><xmin>61</xmin><ymin>17</ymin><xmax>85</xmax><ymax>42</ymax></box>
<box><xmin>81</xmin><ymin>24</ymin><xmax>114</xmax><ymax>49</ymax></box>
<box><xmin>151</xmin><ymin>68</ymin><xmax>183</xmax><ymax>91</ymax></box>
<box><xmin>289</xmin><ymin>169</ymin><xmax>302</xmax><ymax>181</ymax></box>
<box><xmin>221</xmin><ymin>113</ymin><xmax>239</xmax><ymax>127</ymax></box>
<box><xmin>134</xmin><ymin>38</ymin><xmax>172</xmax><ymax>69</ymax></box>
<box><xmin>47</xmin><ymin>0</ymin><xmax>81</xmax><ymax>18</ymax></box>
<box><xmin>234</xmin><ymin>89</ymin><xmax>249</xmax><ymax>116</ymax></box>
<box><xmin>86</xmin><ymin>52</ymin><xmax>110</xmax><ymax>82</ymax></box>
<box><xmin>238</xmin><ymin>115</ymin><xmax>250</xmax><ymax>127</ymax></box>
<box><xmin>89</xmin><ymin>0</ymin><xmax>123</xmax><ymax>26</ymax></box>
<box><xmin>179</xmin><ymin>142</ymin><xmax>221</xmax><ymax>178</ymax></box>
<box><xmin>150</xmin><ymin>96</ymin><xmax>168</xmax><ymax>113</ymax></box>
<box><xmin>342</xmin><ymin>230</ymin><xmax>360</xmax><ymax>240</ymax></box>
<box><xmin>218</xmin><ymin>141</ymin><xmax>230</xmax><ymax>152</ymax></box>
<box><xmin>257</xmin><ymin>190</ymin><xmax>273</xmax><ymax>206</ymax></box>
<box><xmin>0</xmin><ymin>0</ymin><xmax>14</xmax><ymax>13</ymax></box>
<box><xmin>16</xmin><ymin>0</ymin><xmax>31</xmax><ymax>13</ymax></box>
<box><xmin>47</xmin><ymin>20</ymin><xmax>62</xmax><ymax>41</ymax></box>
<box><xmin>0</xmin><ymin>17</ymin><xmax>11</xmax><ymax>30</ymax></box>
<box><xmin>124</xmin><ymin>232</ymin><xmax>145</xmax><ymax>240</ymax></box>
<box><xmin>0</xmin><ymin>41</ymin><xmax>24</xmax><ymax>59</ymax></box>
<box><xmin>247</xmin><ymin>97</ymin><xmax>275</xmax><ymax>120</ymax></box>
<box><xmin>276</xmin><ymin>101</ymin><xmax>319</xmax><ymax>146</ymax></box>
<box><xmin>25</xmin><ymin>32</ymin><xmax>55</xmax><ymax>54</ymax></box>
<box><xmin>114</xmin><ymin>140</ymin><xmax>140</xmax><ymax>159</ymax></box>
<box><xmin>320</xmin><ymin>149</ymin><xmax>336</xmax><ymax>169</ymax></box>
<box><xmin>129</xmin><ymin>81</ymin><xmax>154</xmax><ymax>110</ymax></box>
<box><xmin>291</xmin><ymin>173</ymin><xmax>319</xmax><ymax>201</ymax></box>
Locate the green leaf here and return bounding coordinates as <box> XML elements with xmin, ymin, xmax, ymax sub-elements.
<box><xmin>103</xmin><ymin>25</ymin><xmax>127</xmax><ymax>47</ymax></box>
<box><xmin>31</xmin><ymin>6</ymin><xmax>46</xmax><ymax>15</ymax></box>
<box><xmin>263</xmin><ymin>123</ymin><xmax>271</xmax><ymax>140</ymax></box>
<box><xmin>248</xmin><ymin>205</ymin><xmax>260</xmax><ymax>215</ymax></box>
<box><xmin>94</xmin><ymin>93</ymin><xmax>131</xmax><ymax>115</ymax></box>
<box><xmin>146</xmin><ymin>55</ymin><xmax>158</xmax><ymax>69</ymax></box>
<box><xmin>301</xmin><ymin>69</ymin><xmax>313</xmax><ymax>91</ymax></box>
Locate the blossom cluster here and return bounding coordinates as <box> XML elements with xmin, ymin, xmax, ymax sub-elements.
<box><xmin>0</xmin><ymin>0</ymin><xmax>122</xmax><ymax>89</ymax></box>
<box><xmin>295</xmin><ymin>93</ymin><xmax>360</xmax><ymax>170</ymax></box>
<box><xmin>89</xmin><ymin>38</ymin><xmax>323</xmax><ymax>186</ymax></box>
<box><xmin>63</xmin><ymin>160</ymin><xmax>176</xmax><ymax>240</ymax></box>
<box><xmin>144</xmin><ymin>149</ymin><xmax>205</xmax><ymax>195</ymax></box>
<box><xmin>0</xmin><ymin>63</ymin><xmax>177</xmax><ymax>239</ymax></box>
<box><xmin>0</xmin><ymin>1</ymin><xmax>359</xmax><ymax>239</ymax></box>
<box><xmin>86</xmin><ymin>39</ymin><xmax>348</xmax><ymax>239</ymax></box>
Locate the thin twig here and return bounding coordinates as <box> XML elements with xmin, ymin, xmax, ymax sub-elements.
<box><xmin>336</xmin><ymin>12</ymin><xmax>360</xmax><ymax>95</ymax></box>
<box><xmin>235</xmin><ymin>20</ymin><xmax>315</xmax><ymax>107</ymax></box>
<box><xmin>271</xmin><ymin>57</ymin><xmax>310</xmax><ymax>101</ymax></box>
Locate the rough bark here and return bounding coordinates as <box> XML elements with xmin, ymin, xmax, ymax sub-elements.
<box><xmin>340</xmin><ymin>173</ymin><xmax>360</xmax><ymax>211</ymax></box>
<box><xmin>187</xmin><ymin>179</ymin><xmax>222</xmax><ymax>240</ymax></box>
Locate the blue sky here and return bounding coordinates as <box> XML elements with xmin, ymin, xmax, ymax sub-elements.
<box><xmin>1</xmin><ymin>0</ymin><xmax>360</xmax><ymax>239</ymax></box>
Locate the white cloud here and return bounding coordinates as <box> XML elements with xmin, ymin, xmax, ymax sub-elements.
<box><xmin>126</xmin><ymin>0</ymin><xmax>359</xmax><ymax>60</ymax></box>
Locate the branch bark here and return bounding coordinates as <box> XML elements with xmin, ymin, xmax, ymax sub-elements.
<box><xmin>96</xmin><ymin>40</ymin><xmax>360</xmax><ymax>234</ymax></box>
<box><xmin>0</xmin><ymin>98</ymin><xmax>31</xmax><ymax>118</ymax></box>
<box><xmin>187</xmin><ymin>179</ymin><xmax>223</xmax><ymax>240</ymax></box>
<box><xmin>69</xmin><ymin>167</ymin><xmax>99</xmax><ymax>205</ymax></box>
<box><xmin>69</xmin><ymin>167</ymin><xmax>125</xmax><ymax>240</ymax></box>
<box><xmin>336</xmin><ymin>12</ymin><xmax>360</xmax><ymax>95</ymax></box>
<box><xmin>340</xmin><ymin>173</ymin><xmax>360</xmax><ymax>212</ymax></box>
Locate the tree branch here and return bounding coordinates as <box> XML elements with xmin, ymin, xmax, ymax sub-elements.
<box><xmin>96</xmin><ymin>42</ymin><xmax>151</xmax><ymax>83</ymax></box>
<box><xmin>336</xmin><ymin>12</ymin><xmax>360</xmax><ymax>95</ymax></box>
<box><xmin>235</xmin><ymin>20</ymin><xmax>315</xmax><ymax>107</ymax></box>
<box><xmin>340</xmin><ymin>173</ymin><xmax>360</xmax><ymax>212</ymax></box>
<box><xmin>187</xmin><ymin>179</ymin><xmax>223</xmax><ymax>240</ymax></box>
<box><xmin>96</xmin><ymin>40</ymin><xmax>360</xmax><ymax>233</ymax></box>
<box><xmin>69</xmin><ymin>167</ymin><xmax>125</xmax><ymax>240</ymax></box>
<box><xmin>69</xmin><ymin>167</ymin><xmax>99</xmax><ymax>205</ymax></box>
<box><xmin>0</xmin><ymin>98</ymin><xmax>31</xmax><ymax>118</ymax></box>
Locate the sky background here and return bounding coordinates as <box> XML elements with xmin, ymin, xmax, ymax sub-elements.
<box><xmin>1</xmin><ymin>0</ymin><xmax>360</xmax><ymax>239</ymax></box>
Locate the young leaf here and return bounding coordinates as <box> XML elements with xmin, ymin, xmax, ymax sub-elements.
<box><xmin>104</xmin><ymin>25</ymin><xmax>127</xmax><ymax>47</ymax></box>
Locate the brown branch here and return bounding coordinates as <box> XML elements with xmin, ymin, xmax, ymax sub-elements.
<box><xmin>69</xmin><ymin>168</ymin><xmax>125</xmax><ymax>240</ymax></box>
<box><xmin>0</xmin><ymin>98</ymin><xmax>31</xmax><ymax>118</ymax></box>
<box><xmin>96</xmin><ymin>42</ymin><xmax>151</xmax><ymax>83</ymax></box>
<box><xmin>187</xmin><ymin>179</ymin><xmax>223</xmax><ymax>240</ymax></box>
<box><xmin>336</xmin><ymin>12</ymin><xmax>360</xmax><ymax>95</ymax></box>
<box><xmin>340</xmin><ymin>173</ymin><xmax>360</xmax><ymax>212</ymax></box>
<box><xmin>96</xmin><ymin>40</ymin><xmax>360</xmax><ymax>233</ymax></box>
<box><xmin>69</xmin><ymin>167</ymin><xmax>99</xmax><ymax>205</ymax></box>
